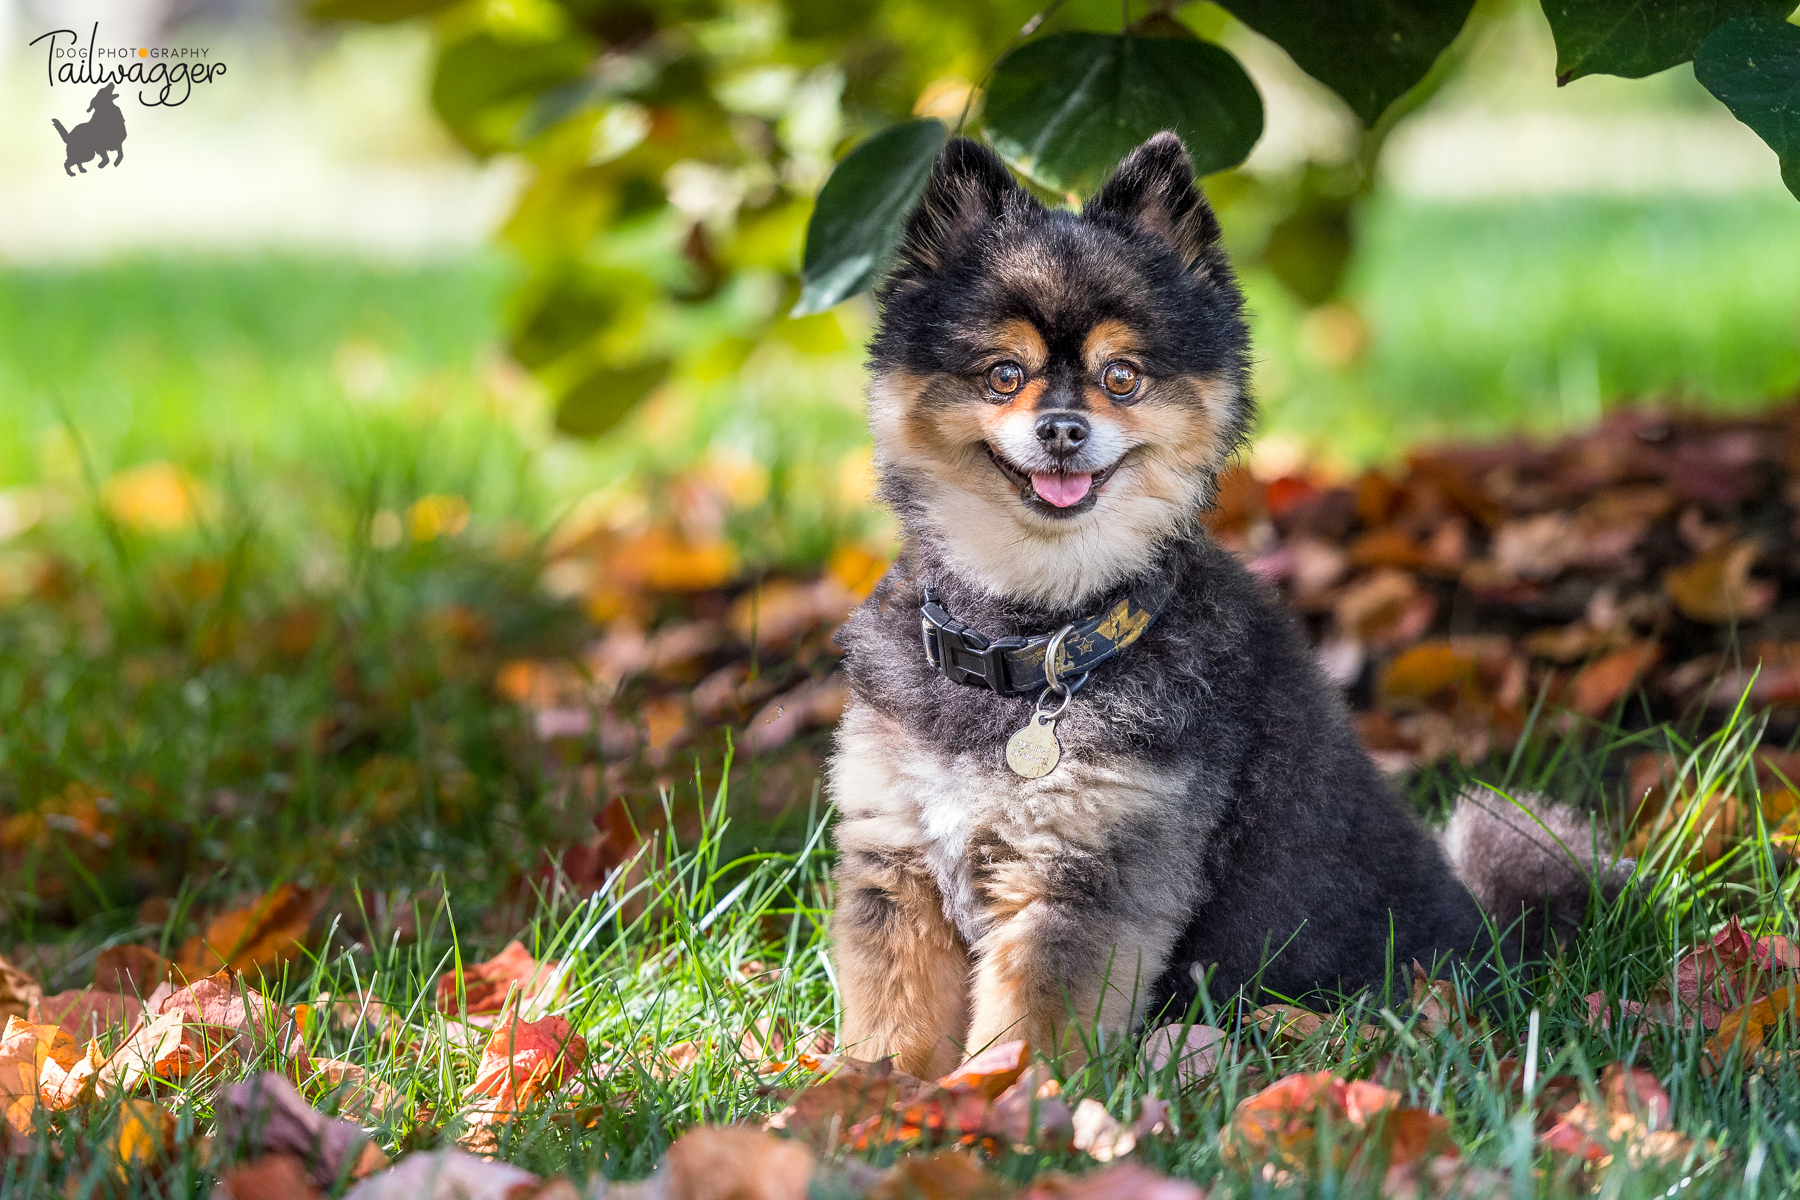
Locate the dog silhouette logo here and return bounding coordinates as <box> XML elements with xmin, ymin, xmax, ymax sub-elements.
<box><xmin>51</xmin><ymin>83</ymin><xmax>127</xmax><ymax>176</ymax></box>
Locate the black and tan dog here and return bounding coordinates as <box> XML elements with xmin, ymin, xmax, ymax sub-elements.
<box><xmin>827</xmin><ymin>132</ymin><xmax>1621</xmax><ymax>1078</ymax></box>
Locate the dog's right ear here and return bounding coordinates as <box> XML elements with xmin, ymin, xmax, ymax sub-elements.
<box><xmin>895</xmin><ymin>138</ymin><xmax>1027</xmax><ymax>274</ymax></box>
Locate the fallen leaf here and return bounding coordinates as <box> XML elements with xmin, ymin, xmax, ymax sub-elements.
<box><xmin>460</xmin><ymin>1004</ymin><xmax>587</xmax><ymax>1134</ymax></box>
<box><xmin>1023</xmin><ymin>1162</ymin><xmax>1207</xmax><ymax>1200</ymax></box>
<box><xmin>216</xmin><ymin>1153</ymin><xmax>326</xmax><ymax>1200</ymax></box>
<box><xmin>311</xmin><ymin>1057</ymin><xmax>403</xmax><ymax>1121</ymax></box>
<box><xmin>0</xmin><ymin>1016</ymin><xmax>79</xmax><ymax>1136</ymax></box>
<box><xmin>1567</xmin><ymin>644</ymin><xmax>1661</xmax><ymax>718</ymax></box>
<box><xmin>1071</xmin><ymin>1098</ymin><xmax>1134</xmax><ymax>1162</ymax></box>
<box><xmin>435</xmin><ymin>941</ymin><xmax>561</xmax><ymax>1016</ymax></box>
<box><xmin>1663</xmin><ymin>540</ymin><xmax>1775</xmax><ymax>623</ymax></box>
<box><xmin>649</xmin><ymin>1125</ymin><xmax>814</xmax><ymax>1200</ymax></box>
<box><xmin>0</xmin><ymin>958</ymin><xmax>41</xmax><ymax>1025</ymax></box>
<box><xmin>1704</xmin><ymin>985</ymin><xmax>1798</xmax><ymax>1075</ymax></box>
<box><xmin>764</xmin><ymin>1056</ymin><xmax>930</xmax><ymax>1150</ymax></box>
<box><xmin>1223</xmin><ymin>1070</ymin><xmax>1446</xmax><ymax>1178</ymax></box>
<box><xmin>1140</xmin><ymin>1023</ymin><xmax>1226</xmax><ymax>1087</ymax></box>
<box><xmin>216</xmin><ymin>1072</ymin><xmax>387</xmax><ymax>1189</ymax></box>
<box><xmin>340</xmin><ymin>1148</ymin><xmax>539</xmax><ymax>1200</ymax></box>
<box><xmin>93</xmin><ymin>944</ymin><xmax>170</xmax><ymax>995</ymax></box>
<box><xmin>988</xmin><ymin>1064</ymin><xmax>1074</xmax><ymax>1148</ymax></box>
<box><xmin>866</xmin><ymin>1148</ymin><xmax>1010</xmax><ymax>1200</ymax></box>
<box><xmin>936</xmin><ymin>1040</ymin><xmax>1029</xmax><ymax>1099</ymax></box>
<box><xmin>32</xmin><ymin>988</ymin><xmax>143</xmax><ymax>1042</ymax></box>
<box><xmin>175</xmin><ymin>885</ymin><xmax>320</xmax><ymax>981</ymax></box>
<box><xmin>104</xmin><ymin>1098</ymin><xmax>176</xmax><ymax>1183</ymax></box>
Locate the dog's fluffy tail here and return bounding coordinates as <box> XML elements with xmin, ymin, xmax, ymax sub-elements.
<box><xmin>51</xmin><ymin>119</ymin><xmax>70</xmax><ymax>143</ymax></box>
<box><xmin>1440</xmin><ymin>787</ymin><xmax>1632</xmax><ymax>963</ymax></box>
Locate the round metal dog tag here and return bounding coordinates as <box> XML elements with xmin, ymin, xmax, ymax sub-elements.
<box><xmin>1006</xmin><ymin>713</ymin><xmax>1061</xmax><ymax>778</ymax></box>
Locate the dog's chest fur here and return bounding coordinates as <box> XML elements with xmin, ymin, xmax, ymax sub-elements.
<box><xmin>831</xmin><ymin>700</ymin><xmax>1202</xmax><ymax>946</ymax></box>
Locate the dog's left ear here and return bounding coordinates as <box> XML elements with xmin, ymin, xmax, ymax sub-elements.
<box><xmin>1084</xmin><ymin>132</ymin><xmax>1221</xmax><ymax>270</ymax></box>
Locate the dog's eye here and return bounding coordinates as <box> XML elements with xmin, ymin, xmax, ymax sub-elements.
<box><xmin>1101</xmin><ymin>360</ymin><xmax>1140</xmax><ymax>398</ymax></box>
<box><xmin>986</xmin><ymin>361</ymin><xmax>1025</xmax><ymax>397</ymax></box>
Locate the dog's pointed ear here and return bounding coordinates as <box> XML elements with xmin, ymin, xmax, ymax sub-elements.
<box><xmin>1084</xmin><ymin>132</ymin><xmax>1221</xmax><ymax>270</ymax></box>
<box><xmin>896</xmin><ymin>138</ymin><xmax>1030</xmax><ymax>274</ymax></box>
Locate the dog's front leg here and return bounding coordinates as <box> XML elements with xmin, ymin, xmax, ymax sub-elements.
<box><xmin>963</xmin><ymin>860</ymin><xmax>1185</xmax><ymax>1068</ymax></box>
<box><xmin>831</xmin><ymin>847</ymin><xmax>970</xmax><ymax>1078</ymax></box>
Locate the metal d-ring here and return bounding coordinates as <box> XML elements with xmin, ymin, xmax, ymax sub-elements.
<box><xmin>1035</xmin><ymin>624</ymin><xmax>1090</xmax><ymax>721</ymax></box>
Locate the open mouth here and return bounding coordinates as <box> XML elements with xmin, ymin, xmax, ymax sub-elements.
<box><xmin>983</xmin><ymin>443</ymin><xmax>1124</xmax><ymax>517</ymax></box>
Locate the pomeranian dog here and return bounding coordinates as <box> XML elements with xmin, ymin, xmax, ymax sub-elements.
<box><xmin>53</xmin><ymin>83</ymin><xmax>128</xmax><ymax>177</ymax></box>
<box><xmin>827</xmin><ymin>132</ymin><xmax>1623</xmax><ymax>1077</ymax></box>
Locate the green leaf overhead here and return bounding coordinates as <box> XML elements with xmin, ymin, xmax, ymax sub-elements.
<box><xmin>793</xmin><ymin>118</ymin><xmax>948</xmax><ymax>316</ymax></box>
<box><xmin>1543</xmin><ymin>0</ymin><xmax>1796</xmax><ymax>84</ymax></box>
<box><xmin>1695</xmin><ymin>15</ymin><xmax>1800</xmax><ymax>198</ymax></box>
<box><xmin>983</xmin><ymin>34</ymin><xmax>1263</xmax><ymax>195</ymax></box>
<box><xmin>430</xmin><ymin>30</ymin><xmax>596</xmax><ymax>155</ymax></box>
<box><xmin>305</xmin><ymin>0</ymin><xmax>462</xmax><ymax>21</ymax></box>
<box><xmin>1217</xmin><ymin>1</ymin><xmax>1476</xmax><ymax>125</ymax></box>
<box><xmin>554</xmin><ymin>361</ymin><xmax>672</xmax><ymax>439</ymax></box>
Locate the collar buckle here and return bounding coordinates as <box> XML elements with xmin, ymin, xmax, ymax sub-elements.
<box><xmin>921</xmin><ymin>592</ymin><xmax>1022</xmax><ymax>694</ymax></box>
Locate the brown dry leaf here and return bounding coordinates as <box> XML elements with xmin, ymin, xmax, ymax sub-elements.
<box><xmin>99</xmin><ymin>970</ymin><xmax>305</xmax><ymax>1092</ymax></box>
<box><xmin>435</xmin><ymin>941</ymin><xmax>561</xmax><ymax>1016</ymax></box>
<box><xmin>175</xmin><ymin>884</ymin><xmax>320</xmax><ymax>981</ymax></box>
<box><xmin>1410</xmin><ymin>962</ymin><xmax>1472</xmax><ymax>1038</ymax></box>
<box><xmin>0</xmin><ymin>958</ymin><xmax>41</xmax><ymax>1025</ymax></box>
<box><xmin>340</xmin><ymin>1148</ymin><xmax>539</xmax><ymax>1200</ymax></box>
<box><xmin>216</xmin><ymin>1153</ymin><xmax>326</xmax><ymax>1200</ymax></box>
<box><xmin>742</xmin><ymin>674</ymin><xmax>851</xmax><ymax>754</ymax></box>
<box><xmin>866</xmin><ymin>1148</ymin><xmax>1011</xmax><ymax>1200</ymax></box>
<box><xmin>764</xmin><ymin>1055</ymin><xmax>930</xmax><ymax>1150</ymax></box>
<box><xmin>216</xmin><ymin>1072</ymin><xmax>387</xmax><ymax>1189</ymax></box>
<box><xmin>93</xmin><ymin>944</ymin><xmax>170</xmax><ymax>995</ymax></box>
<box><xmin>1567</xmin><ymin>644</ymin><xmax>1661</xmax><ymax>718</ymax></box>
<box><xmin>1141</xmin><ymin>1023</ymin><xmax>1226</xmax><ymax>1088</ymax></box>
<box><xmin>988</xmin><ymin>1064</ymin><xmax>1073</xmax><ymax>1149</ymax></box>
<box><xmin>33</xmin><ymin>988</ymin><xmax>144</xmax><ymax>1042</ymax></box>
<box><xmin>1</xmin><ymin>1015</ymin><xmax>79</xmax><ymax>1136</ymax></box>
<box><xmin>1663</xmin><ymin>540</ymin><xmax>1775</xmax><ymax>623</ymax></box>
<box><xmin>1250</xmin><ymin>1004</ymin><xmax>1326</xmax><ymax>1047</ymax></box>
<box><xmin>1071</xmin><ymin>1097</ymin><xmax>1135</xmax><ymax>1162</ymax></box>
<box><xmin>311</xmin><ymin>1057</ymin><xmax>403</xmax><ymax>1121</ymax></box>
<box><xmin>1022</xmin><ymin>1161</ymin><xmax>1207</xmax><ymax>1200</ymax></box>
<box><xmin>1539</xmin><ymin>1064</ymin><xmax>1685</xmax><ymax>1167</ymax></box>
<box><xmin>649</xmin><ymin>1125</ymin><xmax>814</xmax><ymax>1200</ymax></box>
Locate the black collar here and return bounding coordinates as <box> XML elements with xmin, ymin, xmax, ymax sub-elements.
<box><xmin>919</xmin><ymin>576</ymin><xmax>1175</xmax><ymax>697</ymax></box>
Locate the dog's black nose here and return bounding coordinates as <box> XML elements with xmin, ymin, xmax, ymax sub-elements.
<box><xmin>1034</xmin><ymin>412</ymin><xmax>1090</xmax><ymax>458</ymax></box>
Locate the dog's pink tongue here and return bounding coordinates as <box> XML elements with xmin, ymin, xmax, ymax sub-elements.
<box><xmin>1031</xmin><ymin>472</ymin><xmax>1093</xmax><ymax>508</ymax></box>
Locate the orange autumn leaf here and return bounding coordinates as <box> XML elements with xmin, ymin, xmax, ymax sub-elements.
<box><xmin>1223</xmin><ymin>1070</ymin><xmax>1452</xmax><ymax>1177</ymax></box>
<box><xmin>934</xmin><ymin>1040</ymin><xmax>1029</xmax><ymax>1100</ymax></box>
<box><xmin>1705</xmin><ymin>985</ymin><xmax>1798</xmax><ymax>1074</ymax></box>
<box><xmin>1663</xmin><ymin>540</ymin><xmax>1775</xmax><ymax>623</ymax></box>
<box><xmin>436</xmin><ymin>941</ymin><xmax>561</xmax><ymax>1016</ymax></box>
<box><xmin>105</xmin><ymin>1099</ymin><xmax>177</xmax><ymax>1183</ymax></box>
<box><xmin>175</xmin><ymin>884</ymin><xmax>319</xmax><ymax>980</ymax></box>
<box><xmin>1568</xmin><ymin>643</ymin><xmax>1661</xmax><ymax>717</ymax></box>
<box><xmin>463</xmin><ymin>1006</ymin><xmax>588</xmax><ymax>1123</ymax></box>
<box><xmin>1</xmin><ymin>1016</ymin><xmax>81</xmax><ymax>1136</ymax></box>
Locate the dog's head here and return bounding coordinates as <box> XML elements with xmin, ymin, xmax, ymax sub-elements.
<box><xmin>90</xmin><ymin>83</ymin><xmax>118</xmax><ymax>111</ymax></box>
<box><xmin>867</xmin><ymin>132</ymin><xmax>1251</xmax><ymax>608</ymax></box>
